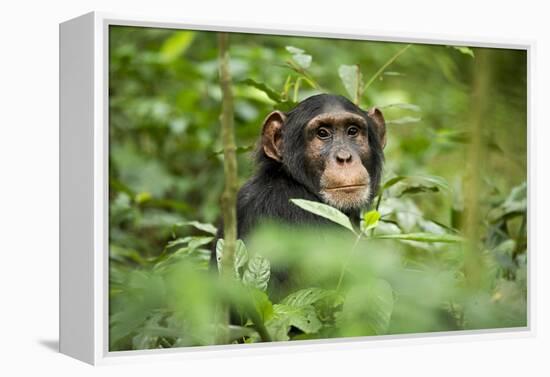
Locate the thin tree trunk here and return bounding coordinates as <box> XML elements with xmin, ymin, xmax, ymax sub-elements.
<box><xmin>215</xmin><ymin>32</ymin><xmax>238</xmax><ymax>345</ymax></box>
<box><xmin>218</xmin><ymin>32</ymin><xmax>238</xmax><ymax>275</ymax></box>
<box><xmin>463</xmin><ymin>48</ymin><xmax>491</xmax><ymax>289</ymax></box>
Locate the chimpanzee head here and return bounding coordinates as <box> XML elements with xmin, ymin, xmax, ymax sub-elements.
<box><xmin>258</xmin><ymin>94</ymin><xmax>386</xmax><ymax>212</ymax></box>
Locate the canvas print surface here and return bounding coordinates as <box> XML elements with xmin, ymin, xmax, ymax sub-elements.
<box><xmin>108</xmin><ymin>25</ymin><xmax>527</xmax><ymax>351</ymax></box>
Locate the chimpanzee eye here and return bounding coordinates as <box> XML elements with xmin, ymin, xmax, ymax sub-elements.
<box><xmin>347</xmin><ymin>125</ymin><xmax>359</xmax><ymax>137</ymax></box>
<box><xmin>316</xmin><ymin>127</ymin><xmax>331</xmax><ymax>140</ymax></box>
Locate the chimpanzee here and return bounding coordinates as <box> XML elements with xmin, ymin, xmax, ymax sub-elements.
<box><xmin>235</xmin><ymin>93</ymin><xmax>386</xmax><ymax>238</ymax></box>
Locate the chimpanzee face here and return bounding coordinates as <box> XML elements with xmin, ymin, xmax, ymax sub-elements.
<box><xmin>260</xmin><ymin>94</ymin><xmax>386</xmax><ymax>212</ymax></box>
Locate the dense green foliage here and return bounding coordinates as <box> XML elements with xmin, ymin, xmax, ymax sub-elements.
<box><xmin>108</xmin><ymin>26</ymin><xmax>527</xmax><ymax>351</ymax></box>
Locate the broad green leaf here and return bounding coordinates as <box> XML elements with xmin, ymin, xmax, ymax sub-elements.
<box><xmin>286</xmin><ymin>46</ymin><xmax>312</xmax><ymax>69</ymax></box>
<box><xmin>386</xmin><ymin>116</ymin><xmax>422</xmax><ymax>125</ymax></box>
<box><xmin>249</xmin><ymin>288</ymin><xmax>274</xmax><ymax>323</ymax></box>
<box><xmin>187</xmin><ymin>236</ymin><xmax>214</xmax><ymax>250</ymax></box>
<box><xmin>374</xmin><ymin>232</ymin><xmax>464</xmax><ymax>243</ymax></box>
<box><xmin>266</xmin><ymin>304</ymin><xmax>322</xmax><ymax>340</ymax></box>
<box><xmin>216</xmin><ymin>238</ymin><xmax>248</xmax><ymax>277</ymax></box>
<box><xmin>452</xmin><ymin>46</ymin><xmax>475</xmax><ymax>58</ymax></box>
<box><xmin>338</xmin><ymin>65</ymin><xmax>362</xmax><ymax>102</ymax></box>
<box><xmin>362</xmin><ymin>210</ymin><xmax>381</xmax><ymax>233</ymax></box>
<box><xmin>160</xmin><ymin>31</ymin><xmax>195</xmax><ymax>62</ymax></box>
<box><xmin>242</xmin><ymin>255</ymin><xmax>271</xmax><ymax>291</ymax></box>
<box><xmin>292</xmin><ymin>53</ymin><xmax>312</xmax><ymax>69</ymax></box>
<box><xmin>339</xmin><ymin>278</ymin><xmax>394</xmax><ymax>336</ymax></box>
<box><xmin>166</xmin><ymin>237</ymin><xmax>193</xmax><ymax>249</ymax></box>
<box><xmin>290</xmin><ymin>198</ymin><xmax>356</xmax><ymax>233</ymax></box>
<box><xmin>281</xmin><ymin>288</ymin><xmax>334</xmax><ymax>307</ymax></box>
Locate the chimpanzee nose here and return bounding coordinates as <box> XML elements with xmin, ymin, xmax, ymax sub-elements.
<box><xmin>335</xmin><ymin>150</ymin><xmax>352</xmax><ymax>164</ymax></box>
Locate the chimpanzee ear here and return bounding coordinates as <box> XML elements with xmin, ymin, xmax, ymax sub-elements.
<box><xmin>261</xmin><ymin>111</ymin><xmax>286</xmax><ymax>162</ymax></box>
<box><xmin>368</xmin><ymin>107</ymin><xmax>386</xmax><ymax>149</ymax></box>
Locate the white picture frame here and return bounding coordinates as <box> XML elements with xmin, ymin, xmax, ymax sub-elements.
<box><xmin>59</xmin><ymin>11</ymin><xmax>534</xmax><ymax>365</ymax></box>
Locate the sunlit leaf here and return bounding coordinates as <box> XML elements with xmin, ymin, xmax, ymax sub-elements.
<box><xmin>451</xmin><ymin>46</ymin><xmax>475</xmax><ymax>58</ymax></box>
<box><xmin>160</xmin><ymin>31</ymin><xmax>195</xmax><ymax>62</ymax></box>
<box><xmin>362</xmin><ymin>210</ymin><xmax>381</xmax><ymax>233</ymax></box>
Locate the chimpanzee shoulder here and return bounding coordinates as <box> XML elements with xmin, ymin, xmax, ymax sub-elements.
<box><xmin>236</xmin><ymin>159</ymin><xmax>331</xmax><ymax>238</ymax></box>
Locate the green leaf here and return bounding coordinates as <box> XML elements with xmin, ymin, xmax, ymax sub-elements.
<box><xmin>292</xmin><ymin>53</ymin><xmax>312</xmax><ymax>69</ymax></box>
<box><xmin>362</xmin><ymin>210</ymin><xmax>381</xmax><ymax>233</ymax></box>
<box><xmin>382</xmin><ymin>176</ymin><xmax>407</xmax><ymax>189</ymax></box>
<box><xmin>373</xmin><ymin>232</ymin><xmax>464</xmax><ymax>243</ymax></box>
<box><xmin>266</xmin><ymin>304</ymin><xmax>322</xmax><ymax>340</ymax></box>
<box><xmin>286</xmin><ymin>46</ymin><xmax>312</xmax><ymax>69</ymax></box>
<box><xmin>175</xmin><ymin>221</ymin><xmax>217</xmax><ymax>235</ymax></box>
<box><xmin>234</xmin><ymin>239</ymin><xmax>249</xmax><ymax>279</ymax></box>
<box><xmin>242</xmin><ymin>255</ymin><xmax>271</xmax><ymax>291</ymax></box>
<box><xmin>382</xmin><ymin>71</ymin><xmax>404</xmax><ymax>76</ymax></box>
<box><xmin>338</xmin><ymin>65</ymin><xmax>362</xmax><ymax>102</ymax></box>
<box><xmin>241</xmin><ymin>78</ymin><xmax>282</xmax><ymax>103</ymax></box>
<box><xmin>386</xmin><ymin>116</ymin><xmax>422</xmax><ymax>125</ymax></box>
<box><xmin>212</xmin><ymin>144</ymin><xmax>254</xmax><ymax>156</ymax></box>
<box><xmin>160</xmin><ymin>31</ymin><xmax>195</xmax><ymax>62</ymax></box>
<box><xmin>281</xmin><ymin>288</ymin><xmax>334</xmax><ymax>307</ymax></box>
<box><xmin>285</xmin><ymin>46</ymin><xmax>305</xmax><ymax>54</ymax></box>
<box><xmin>249</xmin><ymin>288</ymin><xmax>274</xmax><ymax>323</ymax></box>
<box><xmin>452</xmin><ymin>46</ymin><xmax>475</xmax><ymax>58</ymax></box>
<box><xmin>391</xmin><ymin>175</ymin><xmax>450</xmax><ymax>197</ymax></box>
<box><xmin>290</xmin><ymin>199</ymin><xmax>356</xmax><ymax>233</ymax></box>
<box><xmin>378</xmin><ymin>103</ymin><xmax>421</xmax><ymax>112</ymax></box>
<box><xmin>339</xmin><ymin>278</ymin><xmax>394</xmax><ymax>336</ymax></box>
<box><xmin>215</xmin><ymin>239</ymin><xmax>224</xmax><ymax>272</ymax></box>
<box><xmin>216</xmin><ymin>238</ymin><xmax>248</xmax><ymax>277</ymax></box>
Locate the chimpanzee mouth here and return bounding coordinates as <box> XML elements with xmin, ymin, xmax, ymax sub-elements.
<box><xmin>324</xmin><ymin>184</ymin><xmax>367</xmax><ymax>191</ymax></box>
<box><xmin>320</xmin><ymin>184</ymin><xmax>370</xmax><ymax>211</ymax></box>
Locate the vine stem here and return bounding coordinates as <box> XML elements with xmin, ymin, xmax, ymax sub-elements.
<box><xmin>336</xmin><ymin>231</ymin><xmax>363</xmax><ymax>291</ymax></box>
<box><xmin>363</xmin><ymin>44</ymin><xmax>412</xmax><ymax>92</ymax></box>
